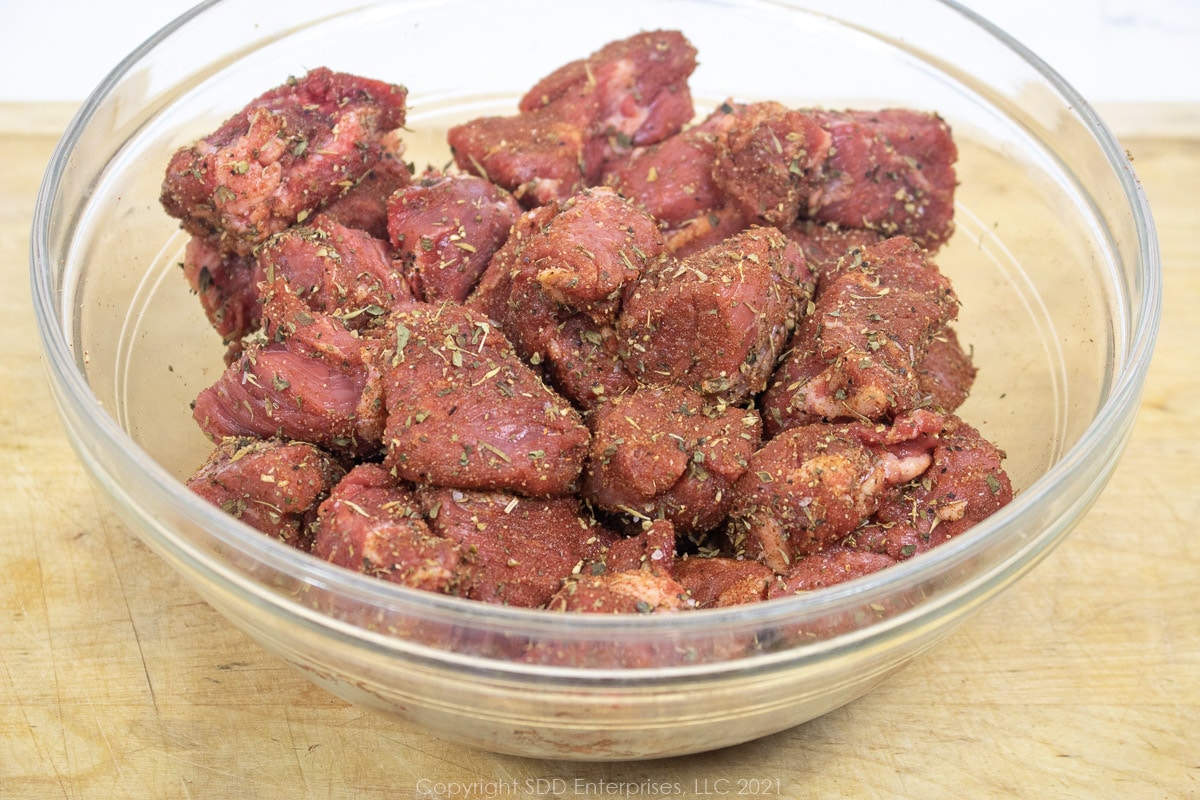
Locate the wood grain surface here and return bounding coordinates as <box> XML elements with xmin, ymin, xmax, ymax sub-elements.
<box><xmin>1</xmin><ymin>103</ymin><xmax>1197</xmax><ymax>799</ymax></box>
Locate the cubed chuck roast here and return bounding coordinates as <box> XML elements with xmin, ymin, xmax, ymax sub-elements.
<box><xmin>418</xmin><ymin>487</ymin><xmax>614</xmax><ymax>608</ymax></box>
<box><xmin>180</xmin><ymin>234</ymin><xmax>265</xmax><ymax>344</ymax></box>
<box><xmin>387</xmin><ymin>173</ymin><xmax>521</xmax><ymax>303</ymax></box>
<box><xmin>162</xmin><ymin>68</ymin><xmax>408</xmax><ymax>255</ymax></box>
<box><xmin>448</xmin><ymin>31</ymin><xmax>697</xmax><ymax>206</ymax></box>
<box><xmin>764</xmin><ymin>547</ymin><xmax>897</xmax><ymax>597</ymax></box>
<box><xmin>318</xmin><ymin>152</ymin><xmax>413</xmax><ymax>241</ymax></box>
<box><xmin>187</xmin><ymin>436</ymin><xmax>344</xmax><ymax>550</ymax></box>
<box><xmin>618</xmin><ymin>226</ymin><xmax>813</xmax><ymax>404</ymax></box>
<box><xmin>760</xmin><ymin>235</ymin><xmax>958</xmax><ymax>434</ymax></box>
<box><xmin>191</xmin><ymin>220</ymin><xmax>412</xmax><ymax>456</ymax></box>
<box><xmin>601</xmin><ymin>102</ymin><xmax>745</xmax><ymax>254</ymax></box>
<box><xmin>711</xmin><ymin>103</ymin><xmax>957</xmax><ymax>250</ymax></box>
<box><xmin>672</xmin><ymin>556</ymin><xmax>776</xmax><ymax>608</ymax></box>
<box><xmin>469</xmin><ymin>187</ymin><xmax>665</xmax><ymax>409</ymax></box>
<box><xmin>255</xmin><ymin>214</ymin><xmax>413</xmax><ymax>327</ymax></box>
<box><xmin>315</xmin><ymin>464</ymin><xmax>463</xmax><ymax>592</ymax></box>
<box><xmin>845</xmin><ymin>414</ymin><xmax>1012</xmax><ymax>560</ymax></box>
<box><xmin>374</xmin><ymin>302</ymin><xmax>591</xmax><ymax>496</ymax></box>
<box><xmin>191</xmin><ymin>280</ymin><xmax>388</xmax><ymax>457</ymax></box>
<box><xmin>581</xmin><ymin>384</ymin><xmax>761</xmax><ymax>533</ymax></box>
<box><xmin>727</xmin><ymin>410</ymin><xmax>945</xmax><ymax>573</ymax></box>
<box><xmin>546</xmin><ymin>520</ymin><xmax>692</xmax><ymax>614</ymax></box>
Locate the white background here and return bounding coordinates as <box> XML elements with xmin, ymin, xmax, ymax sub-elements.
<box><xmin>1</xmin><ymin>0</ymin><xmax>1197</xmax><ymax>103</ymax></box>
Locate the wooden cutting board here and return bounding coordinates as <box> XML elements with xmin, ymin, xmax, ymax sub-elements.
<box><xmin>1</xmin><ymin>102</ymin><xmax>1197</xmax><ymax>799</ymax></box>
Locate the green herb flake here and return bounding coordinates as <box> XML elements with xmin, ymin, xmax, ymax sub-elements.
<box><xmin>393</xmin><ymin>322</ymin><xmax>411</xmax><ymax>365</ymax></box>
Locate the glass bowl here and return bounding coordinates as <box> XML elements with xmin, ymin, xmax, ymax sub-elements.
<box><xmin>31</xmin><ymin>0</ymin><xmax>1159</xmax><ymax>760</ymax></box>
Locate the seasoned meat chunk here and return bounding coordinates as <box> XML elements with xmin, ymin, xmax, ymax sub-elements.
<box><xmin>180</xmin><ymin>234</ymin><xmax>265</xmax><ymax>344</ymax></box>
<box><xmin>618</xmin><ymin>226</ymin><xmax>812</xmax><ymax>404</ymax></box>
<box><xmin>479</xmin><ymin>188</ymin><xmax>664</xmax><ymax>409</ymax></box>
<box><xmin>806</xmin><ymin>109</ymin><xmax>957</xmax><ymax>250</ymax></box>
<box><xmin>711</xmin><ymin>101</ymin><xmax>832</xmax><ymax>228</ymax></box>
<box><xmin>418</xmin><ymin>487</ymin><xmax>613</xmax><ymax>608</ymax></box>
<box><xmin>318</xmin><ymin>152</ymin><xmax>413</xmax><ymax>241</ymax></box>
<box><xmin>387</xmin><ymin>173</ymin><xmax>521</xmax><ymax>303</ymax></box>
<box><xmin>506</xmin><ymin>187</ymin><xmax>664</xmax><ymax>331</ymax></box>
<box><xmin>601</xmin><ymin>101</ymin><xmax>738</xmax><ymax>234</ymax></box>
<box><xmin>760</xmin><ymin>350</ymin><xmax>825</xmax><ymax>437</ymax></box>
<box><xmin>727</xmin><ymin>410</ymin><xmax>945</xmax><ymax>573</ymax></box>
<box><xmin>547</xmin><ymin>521</ymin><xmax>691</xmax><ymax>613</ymax></box>
<box><xmin>464</xmin><ymin>203</ymin><xmax>558</xmax><ymax>325</ymax></box>
<box><xmin>546</xmin><ymin>570</ymin><xmax>691</xmax><ymax>614</ymax></box>
<box><xmin>847</xmin><ymin>415</ymin><xmax>1012</xmax><ymax>560</ymax></box>
<box><xmin>708</xmin><ymin>104</ymin><xmax>957</xmax><ymax>249</ymax></box>
<box><xmin>161</xmin><ymin>68</ymin><xmax>408</xmax><ymax>254</ymax></box>
<box><xmin>582</xmin><ymin>384</ymin><xmax>761</xmax><ymax>533</ymax></box>
<box><xmin>374</xmin><ymin>302</ymin><xmax>590</xmax><ymax>496</ymax></box>
<box><xmin>765</xmin><ymin>547</ymin><xmax>896</xmax><ymax>596</ymax></box>
<box><xmin>192</xmin><ymin>277</ymin><xmax>385</xmax><ymax>455</ymax></box>
<box><xmin>255</xmin><ymin>215</ymin><xmax>413</xmax><ymax>327</ymax></box>
<box><xmin>762</xmin><ymin>235</ymin><xmax>958</xmax><ymax>428</ymax></box>
<box><xmin>471</xmin><ymin>189</ymin><xmax>664</xmax><ymax>335</ymax></box>
<box><xmin>518</xmin><ymin>30</ymin><xmax>696</xmax><ymax>152</ymax></box>
<box><xmin>187</xmin><ymin>436</ymin><xmax>344</xmax><ymax>550</ymax></box>
<box><xmin>782</xmin><ymin>220</ymin><xmax>885</xmax><ymax>291</ymax></box>
<box><xmin>541</xmin><ymin>316</ymin><xmax>640</xmax><ymax>411</ymax></box>
<box><xmin>673</xmin><ymin>556</ymin><xmax>775</xmax><ymax>608</ymax></box>
<box><xmin>663</xmin><ymin>204</ymin><xmax>757</xmax><ymax>259</ymax></box>
<box><xmin>448</xmin><ymin>30</ymin><xmax>697</xmax><ymax>205</ymax></box>
<box><xmin>447</xmin><ymin>112</ymin><xmax>588</xmax><ymax>210</ymax></box>
<box><xmin>601</xmin><ymin>101</ymin><xmax>759</xmax><ymax>258</ymax></box>
<box><xmin>585</xmin><ymin>517</ymin><xmax>678</xmax><ymax>576</ymax></box>
<box><xmin>761</xmin><ymin>328</ymin><xmax>975</xmax><ymax>439</ymax></box>
<box><xmin>917</xmin><ymin>326</ymin><xmax>977</xmax><ymax>414</ymax></box>
<box><xmin>527</xmin><ymin>522</ymin><xmax>727</xmax><ymax>665</ymax></box>
<box><xmin>314</xmin><ymin>464</ymin><xmax>462</xmax><ymax>592</ymax></box>
<box><xmin>192</xmin><ymin>339</ymin><xmax>371</xmax><ymax>452</ymax></box>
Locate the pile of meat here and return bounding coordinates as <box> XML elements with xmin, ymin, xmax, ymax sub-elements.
<box><xmin>164</xmin><ymin>31</ymin><xmax>1012</xmax><ymax>616</ymax></box>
